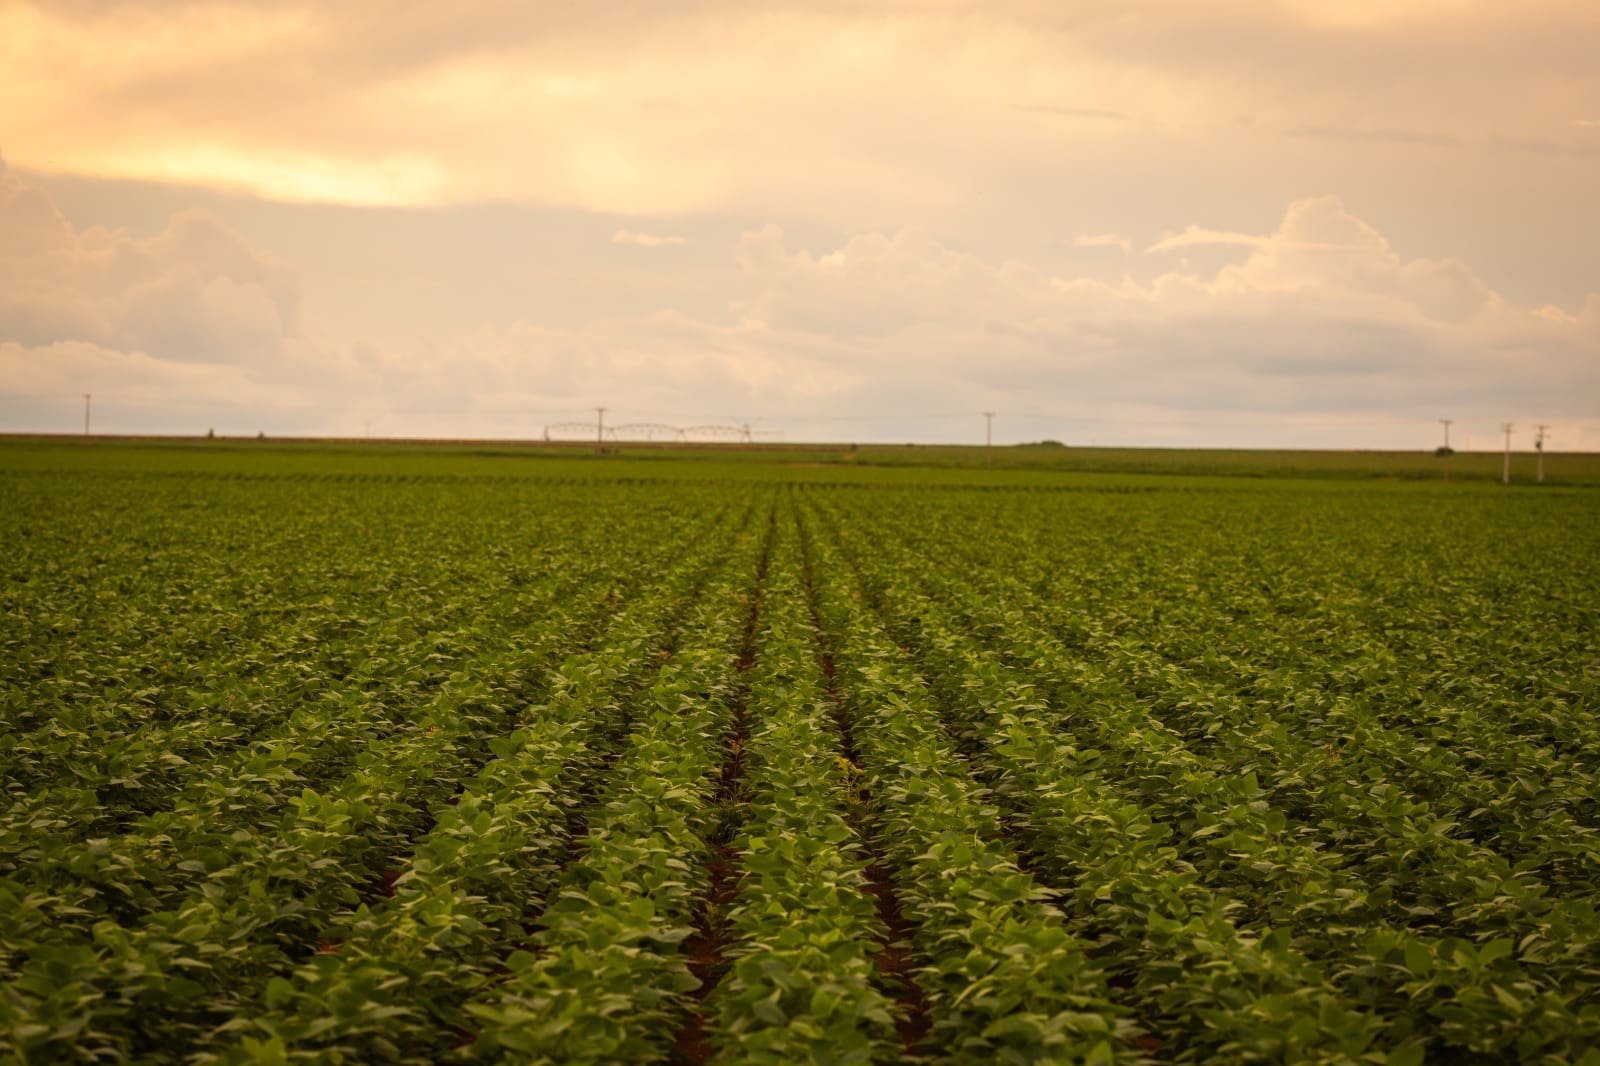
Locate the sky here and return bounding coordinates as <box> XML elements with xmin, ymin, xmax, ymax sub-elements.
<box><xmin>2</xmin><ymin>0</ymin><xmax>1597</xmax><ymax>449</ymax></box>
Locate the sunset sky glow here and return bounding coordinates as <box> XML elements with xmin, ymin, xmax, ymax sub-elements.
<box><xmin>3</xmin><ymin>0</ymin><xmax>1597</xmax><ymax>447</ymax></box>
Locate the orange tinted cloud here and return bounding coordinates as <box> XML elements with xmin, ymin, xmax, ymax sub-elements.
<box><xmin>4</xmin><ymin>1</ymin><xmax>1595</xmax><ymax>213</ymax></box>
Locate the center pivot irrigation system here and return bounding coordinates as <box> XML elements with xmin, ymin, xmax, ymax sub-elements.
<box><xmin>542</xmin><ymin>420</ymin><xmax>783</xmax><ymax>444</ymax></box>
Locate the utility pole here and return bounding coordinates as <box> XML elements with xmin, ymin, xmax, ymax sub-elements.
<box><xmin>1535</xmin><ymin>424</ymin><xmax>1548</xmax><ymax>483</ymax></box>
<box><xmin>1438</xmin><ymin>418</ymin><xmax>1453</xmax><ymax>482</ymax></box>
<box><xmin>982</xmin><ymin>411</ymin><xmax>995</xmax><ymax>468</ymax></box>
<box><xmin>83</xmin><ymin>393</ymin><xmax>91</xmax><ymax>437</ymax></box>
<box><xmin>1501</xmin><ymin>423</ymin><xmax>1514</xmax><ymax>484</ymax></box>
<box><xmin>595</xmin><ymin>407</ymin><xmax>606</xmax><ymax>456</ymax></box>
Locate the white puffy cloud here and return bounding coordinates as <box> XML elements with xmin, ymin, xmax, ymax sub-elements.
<box><xmin>1202</xmin><ymin>197</ymin><xmax>1499</xmax><ymax>324</ymax></box>
<box><xmin>1147</xmin><ymin>227</ymin><xmax>1270</xmax><ymax>254</ymax></box>
<box><xmin>0</xmin><ymin>156</ymin><xmax>299</xmax><ymax>363</ymax></box>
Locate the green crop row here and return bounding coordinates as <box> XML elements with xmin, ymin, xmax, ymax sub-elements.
<box><xmin>458</xmin><ymin>507</ymin><xmax>771</xmax><ymax>1062</ymax></box>
<box><xmin>798</xmin><ymin>505</ymin><xmax>1140</xmax><ymax>1064</ymax></box>
<box><xmin>699</xmin><ymin>519</ymin><xmax>899</xmax><ymax>1064</ymax></box>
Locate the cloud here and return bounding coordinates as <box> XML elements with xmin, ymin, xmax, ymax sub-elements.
<box><xmin>0</xmin><ymin>339</ymin><xmax>295</xmax><ymax>415</ymax></box>
<box><xmin>4</xmin><ymin>0</ymin><xmax>1596</xmax><ymax>220</ymax></box>
<box><xmin>0</xmin><ymin>159</ymin><xmax>340</xmax><ymax>432</ymax></box>
<box><xmin>612</xmin><ymin>229</ymin><xmax>686</xmax><ymax>247</ymax></box>
<box><xmin>1074</xmin><ymin>233</ymin><xmax>1132</xmax><ymax>254</ymax></box>
<box><xmin>1206</xmin><ymin>196</ymin><xmax>1500</xmax><ymax>324</ymax></box>
<box><xmin>735</xmin><ymin>224</ymin><xmax>1054</xmax><ymax>339</ymax></box>
<box><xmin>1146</xmin><ymin>227</ymin><xmax>1268</xmax><ymax>254</ymax></box>
<box><xmin>1146</xmin><ymin>201</ymin><xmax>1402</xmax><ymax>259</ymax></box>
<box><xmin>2</xmin><ymin>166</ymin><xmax>1595</xmax><ymax>446</ymax></box>
<box><xmin>726</xmin><ymin>196</ymin><xmax>1595</xmax><ymax>433</ymax></box>
<box><xmin>0</xmin><ymin>156</ymin><xmax>300</xmax><ymax>364</ymax></box>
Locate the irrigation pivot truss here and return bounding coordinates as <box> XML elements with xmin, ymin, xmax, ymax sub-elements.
<box><xmin>541</xmin><ymin>421</ymin><xmax>783</xmax><ymax>443</ymax></box>
<box><xmin>542</xmin><ymin>422</ymin><xmax>603</xmax><ymax>441</ymax></box>
<box><xmin>608</xmin><ymin>423</ymin><xmax>685</xmax><ymax>441</ymax></box>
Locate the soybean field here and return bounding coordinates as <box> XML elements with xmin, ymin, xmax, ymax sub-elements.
<box><xmin>3</xmin><ymin>441</ymin><xmax>1599</xmax><ymax>1064</ymax></box>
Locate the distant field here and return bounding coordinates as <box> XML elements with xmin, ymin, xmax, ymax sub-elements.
<box><xmin>3</xmin><ymin>439</ymin><xmax>1598</xmax><ymax>1062</ymax></box>
<box><xmin>7</xmin><ymin>433</ymin><xmax>1600</xmax><ymax>485</ymax></box>
<box><xmin>851</xmin><ymin>441</ymin><xmax>1600</xmax><ymax>484</ymax></box>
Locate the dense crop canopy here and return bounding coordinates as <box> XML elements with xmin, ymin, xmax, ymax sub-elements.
<box><xmin>2</xmin><ymin>443</ymin><xmax>1597</xmax><ymax>1063</ymax></box>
